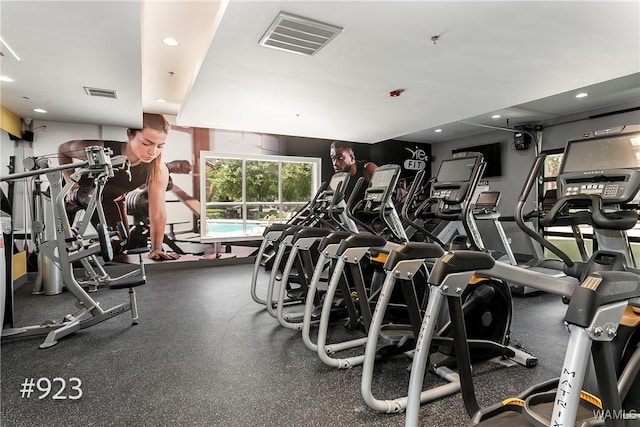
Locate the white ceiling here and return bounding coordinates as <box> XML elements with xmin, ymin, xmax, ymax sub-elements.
<box><xmin>1</xmin><ymin>1</ymin><xmax>639</xmax><ymax>144</ymax></box>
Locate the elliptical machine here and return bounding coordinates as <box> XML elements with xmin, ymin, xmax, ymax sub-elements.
<box><xmin>249</xmin><ymin>177</ymin><xmax>341</xmax><ymax>307</ymax></box>
<box><xmin>299</xmin><ymin>168</ymin><xmax>411</xmax><ymax>353</ymax></box>
<box><xmin>314</xmin><ymin>164</ymin><xmax>413</xmax><ymax>369</ymax></box>
<box><xmin>360</xmin><ymin>152</ymin><xmax>532</xmax><ymax>414</ymax></box>
<box><xmin>268</xmin><ymin>171</ymin><xmax>359</xmax><ymax>329</ymax></box>
<box><xmin>405</xmin><ymin>125</ymin><xmax>640</xmax><ymax>427</ymax></box>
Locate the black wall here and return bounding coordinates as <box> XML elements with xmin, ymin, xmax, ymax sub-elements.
<box><xmin>284</xmin><ymin>136</ymin><xmax>375</xmax><ymax>183</ymax></box>
<box><xmin>284</xmin><ymin>136</ymin><xmax>432</xmax><ymax>184</ymax></box>
<box><xmin>371</xmin><ymin>140</ymin><xmax>432</xmax><ymax>182</ymax></box>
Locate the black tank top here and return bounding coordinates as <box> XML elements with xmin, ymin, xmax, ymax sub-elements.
<box><xmin>74</xmin><ymin>141</ymin><xmax>149</xmax><ymax>202</ymax></box>
<box><xmin>345</xmin><ymin>160</ymin><xmax>367</xmax><ymax>205</ymax></box>
<box><xmin>101</xmin><ymin>140</ymin><xmax>149</xmax><ymax>201</ymax></box>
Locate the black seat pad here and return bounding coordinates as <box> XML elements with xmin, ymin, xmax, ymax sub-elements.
<box><xmin>263</xmin><ymin>223</ymin><xmax>291</xmax><ymax>236</ymax></box>
<box><xmin>318</xmin><ymin>231</ymin><xmax>353</xmax><ymax>252</ymax></box>
<box><xmin>293</xmin><ymin>227</ymin><xmax>333</xmax><ymax>241</ymax></box>
<box><xmin>337</xmin><ymin>234</ymin><xmax>387</xmax><ymax>255</ymax></box>
<box><xmin>384</xmin><ymin>242</ymin><xmax>444</xmax><ymax>270</ymax></box>
<box><xmin>428</xmin><ymin>250</ymin><xmax>495</xmax><ymax>286</ymax></box>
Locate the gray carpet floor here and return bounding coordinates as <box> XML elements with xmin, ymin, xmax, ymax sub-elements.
<box><xmin>1</xmin><ymin>262</ymin><xmax>571</xmax><ymax>427</ymax></box>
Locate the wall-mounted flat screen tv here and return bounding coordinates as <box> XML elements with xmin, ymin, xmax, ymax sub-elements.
<box><xmin>452</xmin><ymin>142</ymin><xmax>502</xmax><ymax>177</ymax></box>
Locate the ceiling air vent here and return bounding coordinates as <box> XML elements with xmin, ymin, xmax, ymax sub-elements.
<box><xmin>84</xmin><ymin>86</ymin><xmax>118</xmax><ymax>99</ymax></box>
<box><xmin>259</xmin><ymin>12</ymin><xmax>343</xmax><ymax>56</ymax></box>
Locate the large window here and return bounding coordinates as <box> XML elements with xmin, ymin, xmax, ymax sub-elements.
<box><xmin>200</xmin><ymin>153</ymin><xmax>321</xmax><ymax>241</ymax></box>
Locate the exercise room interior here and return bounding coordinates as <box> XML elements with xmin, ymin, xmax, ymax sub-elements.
<box><xmin>1</xmin><ymin>1</ymin><xmax>639</xmax><ymax>426</ymax></box>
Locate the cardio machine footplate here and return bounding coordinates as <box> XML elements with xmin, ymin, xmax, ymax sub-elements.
<box><xmin>522</xmin><ymin>390</ymin><xmax>602</xmax><ymax>427</ymax></box>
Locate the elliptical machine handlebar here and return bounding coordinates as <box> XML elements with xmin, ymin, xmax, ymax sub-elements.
<box><xmin>460</xmin><ymin>161</ymin><xmax>487</xmax><ymax>252</ymax></box>
<box><xmin>288</xmin><ymin>180</ymin><xmax>330</xmax><ymax>226</ymax></box>
<box><xmin>326</xmin><ymin>180</ymin><xmax>357</xmax><ymax>233</ymax></box>
<box><xmin>400</xmin><ymin>171</ymin><xmax>446</xmax><ymax>247</ymax></box>
<box><xmin>325</xmin><ymin>179</ymin><xmax>344</xmax><ymax>227</ymax></box>
<box><xmin>401</xmin><ymin>170</ymin><xmax>427</xmax><ymax>220</ymax></box>
<box><xmin>432</xmin><ymin>159</ymin><xmax>486</xmax><ymax>251</ymax></box>
<box><xmin>540</xmin><ymin>194</ymin><xmax>639</xmax><ymax>231</ymax></box>
<box><xmin>345</xmin><ymin>177</ymin><xmax>379</xmax><ymax>235</ymax></box>
<box><xmin>514</xmin><ymin>154</ymin><xmax>575</xmax><ymax>267</ymax></box>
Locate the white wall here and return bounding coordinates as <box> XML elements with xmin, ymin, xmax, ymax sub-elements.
<box><xmin>210</xmin><ymin>129</ymin><xmax>281</xmax><ymax>155</ymax></box>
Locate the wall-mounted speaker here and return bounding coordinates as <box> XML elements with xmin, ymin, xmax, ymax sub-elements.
<box><xmin>22</xmin><ymin>130</ymin><xmax>34</xmax><ymax>142</ymax></box>
<box><xmin>8</xmin><ymin>130</ymin><xmax>34</xmax><ymax>142</ymax></box>
<box><xmin>514</xmin><ymin>132</ymin><xmax>532</xmax><ymax>150</ymax></box>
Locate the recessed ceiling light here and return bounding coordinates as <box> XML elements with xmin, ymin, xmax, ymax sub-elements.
<box><xmin>155</xmin><ymin>98</ymin><xmax>167</xmax><ymax>103</ymax></box>
<box><xmin>33</xmin><ymin>108</ymin><xmax>47</xmax><ymax>113</ymax></box>
<box><xmin>434</xmin><ymin>129</ymin><xmax>443</xmax><ymax>133</ymax></box>
<box><xmin>0</xmin><ymin>75</ymin><xmax>14</xmax><ymax>82</ymax></box>
<box><xmin>491</xmin><ymin>114</ymin><xmax>501</xmax><ymax>119</ymax></box>
<box><xmin>575</xmin><ymin>92</ymin><xmax>589</xmax><ymax>98</ymax></box>
<box><xmin>162</xmin><ymin>37</ymin><xmax>179</xmax><ymax>47</ymax></box>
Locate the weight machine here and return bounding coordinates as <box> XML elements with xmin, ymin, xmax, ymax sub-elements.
<box><xmin>1</xmin><ymin>146</ymin><xmax>147</xmax><ymax>348</ymax></box>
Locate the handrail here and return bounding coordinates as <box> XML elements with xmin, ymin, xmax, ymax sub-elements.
<box><xmin>514</xmin><ymin>153</ymin><xmax>574</xmax><ymax>267</ymax></box>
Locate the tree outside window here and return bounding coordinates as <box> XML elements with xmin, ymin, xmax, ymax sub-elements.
<box><xmin>282</xmin><ymin>162</ymin><xmax>312</xmax><ymax>202</ymax></box>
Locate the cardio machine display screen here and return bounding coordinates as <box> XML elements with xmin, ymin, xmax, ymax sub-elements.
<box><xmin>370</xmin><ymin>168</ymin><xmax>399</xmax><ymax>189</ymax></box>
<box><xmin>436</xmin><ymin>156</ymin><xmax>478</xmax><ymax>183</ymax></box>
<box><xmin>329</xmin><ymin>172</ymin><xmax>349</xmax><ymax>191</ymax></box>
<box><xmin>475</xmin><ymin>191</ymin><xmax>500</xmax><ymax>207</ymax></box>
<box><xmin>560</xmin><ymin>132</ymin><xmax>640</xmax><ymax>173</ymax></box>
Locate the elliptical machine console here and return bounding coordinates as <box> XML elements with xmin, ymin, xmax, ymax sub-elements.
<box><xmin>431</xmin><ymin>152</ymin><xmax>485</xmax><ymax>206</ymax></box>
<box><xmin>408</xmin><ymin>151</ymin><xmax>486</xmax><ymax>249</ymax></box>
<box><xmin>558</xmin><ymin>129</ymin><xmax>640</xmax><ymax>203</ymax></box>
<box><xmin>541</xmin><ymin>127</ymin><xmax>640</xmax><ymax>273</ymax></box>
<box><xmin>323</xmin><ymin>171</ymin><xmax>350</xmax><ymax>204</ymax></box>
<box><xmin>350</xmin><ymin>164</ymin><xmax>407</xmax><ymax>242</ymax></box>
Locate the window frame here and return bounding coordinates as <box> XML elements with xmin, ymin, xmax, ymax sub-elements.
<box><xmin>199</xmin><ymin>152</ymin><xmax>321</xmax><ymax>242</ymax></box>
